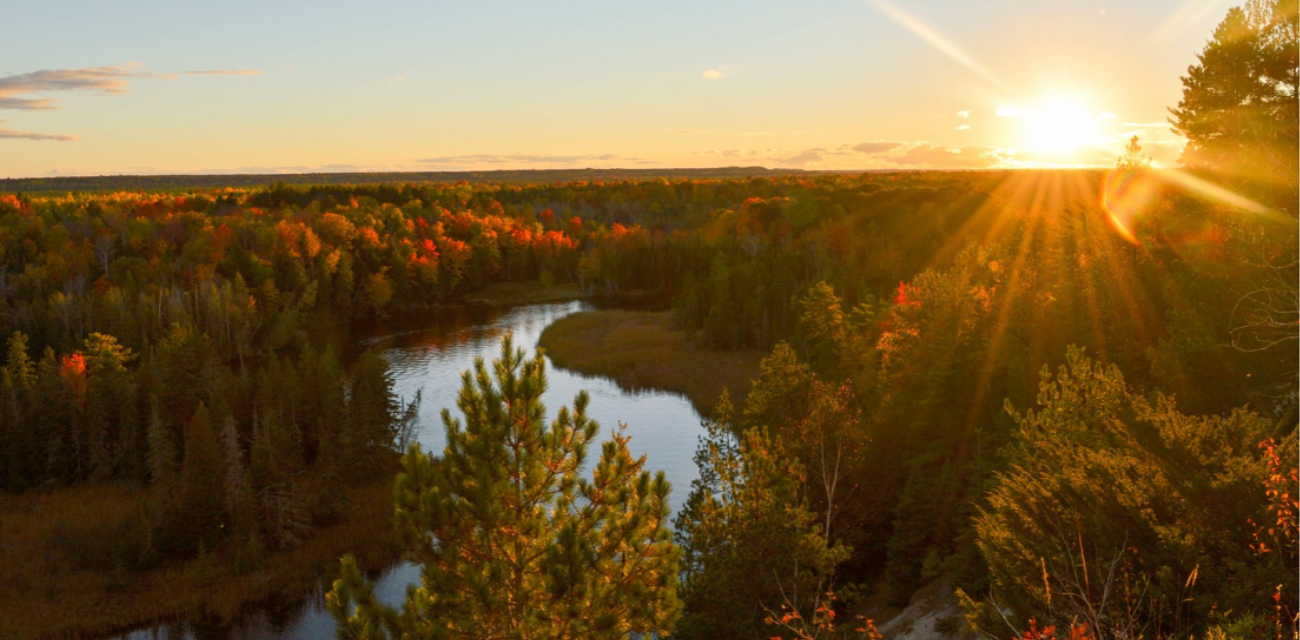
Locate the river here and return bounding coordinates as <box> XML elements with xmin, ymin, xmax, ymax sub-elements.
<box><xmin>115</xmin><ymin>301</ymin><xmax>705</xmax><ymax>640</ymax></box>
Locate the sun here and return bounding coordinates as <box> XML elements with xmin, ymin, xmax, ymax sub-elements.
<box><xmin>1020</xmin><ymin>99</ymin><xmax>1102</xmax><ymax>154</ymax></box>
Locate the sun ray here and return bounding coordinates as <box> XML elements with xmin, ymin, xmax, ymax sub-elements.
<box><xmin>864</xmin><ymin>0</ymin><xmax>1011</xmax><ymax>93</ymax></box>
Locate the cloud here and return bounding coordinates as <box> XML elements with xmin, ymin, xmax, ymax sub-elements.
<box><xmin>956</xmin><ymin>110</ymin><xmax>971</xmax><ymax>118</ymax></box>
<box><xmin>417</xmin><ymin>153</ymin><xmax>653</xmax><ymax>167</ymax></box>
<box><xmin>0</xmin><ymin>128</ymin><xmax>77</xmax><ymax>141</ymax></box>
<box><xmin>702</xmin><ymin>69</ymin><xmax>726</xmax><ymax>80</ymax></box>
<box><xmin>1095</xmin><ymin>111</ymin><xmax>1117</xmax><ymax>120</ymax></box>
<box><xmin>0</xmin><ymin>63</ymin><xmax>262</xmax><ymax>141</ymax></box>
<box><xmin>1152</xmin><ymin>0</ymin><xmax>1230</xmax><ymax>43</ymax></box>
<box><xmin>695</xmin><ymin>146</ymin><xmax>857</xmax><ymax>167</ymax></box>
<box><xmin>183</xmin><ymin>69</ymin><xmax>262</xmax><ymax>76</ymax></box>
<box><xmin>697</xmin><ymin>140</ymin><xmax>1003</xmax><ymax>170</ymax></box>
<box><xmin>0</xmin><ymin>64</ymin><xmax>263</xmax><ymax>110</ymax></box>
<box><xmin>883</xmin><ymin>143</ymin><xmax>1002</xmax><ymax>168</ymax></box>
<box><xmin>852</xmin><ymin>141</ymin><xmax>903</xmax><ymax>154</ymax></box>
<box><xmin>996</xmin><ymin>105</ymin><xmax>1021</xmax><ymax>117</ymax></box>
<box><xmin>0</xmin><ymin>65</ymin><xmax>145</xmax><ymax>110</ymax></box>
<box><xmin>955</xmin><ymin>124</ymin><xmax>972</xmax><ymax>130</ymax></box>
<box><xmin>700</xmin><ymin>137</ymin><xmax>1132</xmax><ymax>171</ymax></box>
<box><xmin>849</xmin><ymin>140</ymin><xmax>1005</xmax><ymax>168</ymax></box>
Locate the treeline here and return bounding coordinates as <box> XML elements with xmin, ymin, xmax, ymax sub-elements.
<box><xmin>0</xmin><ymin>166</ymin><xmax>811</xmax><ymax>194</ymax></box>
<box><xmin>1</xmin><ymin>322</ymin><xmax>414</xmax><ymax>568</ymax></box>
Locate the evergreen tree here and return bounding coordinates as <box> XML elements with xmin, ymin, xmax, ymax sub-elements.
<box><xmin>1169</xmin><ymin>0</ymin><xmax>1298</xmax><ymax>206</ymax></box>
<box><xmin>328</xmin><ymin>334</ymin><xmax>681</xmax><ymax>640</ymax></box>
<box><xmin>146</xmin><ymin>394</ymin><xmax>177</xmax><ymax>486</ymax></box>
<box><xmin>82</xmin><ymin>333</ymin><xmax>138</xmax><ymax>480</ymax></box>
<box><xmin>346</xmin><ymin>348</ymin><xmax>399</xmax><ymax>474</ymax></box>
<box><xmin>311</xmin><ymin>345</ymin><xmax>349</xmax><ymax>477</ymax></box>
<box><xmin>974</xmin><ymin>347</ymin><xmax>1283</xmax><ymax>637</ymax></box>
<box><xmin>156</xmin><ymin>324</ymin><xmax>218</xmax><ymax>433</ymax></box>
<box><xmin>673</xmin><ymin>391</ymin><xmax>849</xmax><ymax>640</ymax></box>
<box><xmin>1</xmin><ymin>332</ymin><xmax>36</xmax><ymax>488</ymax></box>
<box><xmin>35</xmin><ymin>348</ymin><xmax>73</xmax><ymax>482</ymax></box>
<box><xmin>176</xmin><ymin>402</ymin><xmax>226</xmax><ymax>551</ymax></box>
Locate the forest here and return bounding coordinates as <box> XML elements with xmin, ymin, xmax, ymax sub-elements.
<box><xmin>2</xmin><ymin>1</ymin><xmax>1296</xmax><ymax>639</ymax></box>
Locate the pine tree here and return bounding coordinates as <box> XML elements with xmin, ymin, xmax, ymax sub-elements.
<box><xmin>311</xmin><ymin>345</ymin><xmax>349</xmax><ymax>477</ymax></box>
<box><xmin>1169</xmin><ymin>0</ymin><xmax>1298</xmax><ymax>206</ymax></box>
<box><xmin>5</xmin><ymin>331</ymin><xmax>35</xmax><ymax>388</ymax></box>
<box><xmin>673</xmin><ymin>391</ymin><xmax>849</xmax><ymax>640</ymax></box>
<box><xmin>146</xmin><ymin>394</ymin><xmax>177</xmax><ymax>486</ymax></box>
<box><xmin>346</xmin><ymin>348</ymin><xmax>399</xmax><ymax>474</ymax></box>
<box><xmin>83</xmin><ymin>333</ymin><xmax>138</xmax><ymax>480</ymax></box>
<box><xmin>1</xmin><ymin>331</ymin><xmax>36</xmax><ymax>488</ymax></box>
<box><xmin>35</xmin><ymin>348</ymin><xmax>73</xmax><ymax>482</ymax></box>
<box><xmin>328</xmin><ymin>334</ymin><xmax>681</xmax><ymax>640</ymax></box>
<box><xmin>176</xmin><ymin>402</ymin><xmax>226</xmax><ymax>551</ymax></box>
<box><xmin>975</xmin><ymin>347</ymin><xmax>1283</xmax><ymax>635</ymax></box>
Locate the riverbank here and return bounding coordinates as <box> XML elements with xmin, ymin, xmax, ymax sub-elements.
<box><xmin>537</xmin><ymin>309</ymin><xmax>763</xmax><ymax>416</ymax></box>
<box><xmin>1</xmin><ymin>478</ymin><xmax>398</xmax><ymax>640</ymax></box>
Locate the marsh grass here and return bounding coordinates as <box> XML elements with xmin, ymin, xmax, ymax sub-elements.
<box><xmin>463</xmin><ymin>281</ymin><xmax>589</xmax><ymax>306</ymax></box>
<box><xmin>538</xmin><ymin>310</ymin><xmax>762</xmax><ymax>416</ymax></box>
<box><xmin>0</xmin><ymin>478</ymin><xmax>398</xmax><ymax>640</ymax></box>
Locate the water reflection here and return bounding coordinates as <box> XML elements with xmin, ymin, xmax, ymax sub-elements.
<box><xmin>116</xmin><ymin>302</ymin><xmax>704</xmax><ymax>640</ymax></box>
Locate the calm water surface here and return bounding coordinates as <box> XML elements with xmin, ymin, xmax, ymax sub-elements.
<box><xmin>116</xmin><ymin>301</ymin><xmax>704</xmax><ymax>640</ymax></box>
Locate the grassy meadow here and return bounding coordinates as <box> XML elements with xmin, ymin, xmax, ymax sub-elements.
<box><xmin>538</xmin><ymin>310</ymin><xmax>763</xmax><ymax>417</ymax></box>
<box><xmin>0</xmin><ymin>479</ymin><xmax>398</xmax><ymax>640</ymax></box>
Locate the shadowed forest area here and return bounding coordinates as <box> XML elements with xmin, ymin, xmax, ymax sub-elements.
<box><xmin>1</xmin><ymin>1</ymin><xmax>1296</xmax><ymax>639</ymax></box>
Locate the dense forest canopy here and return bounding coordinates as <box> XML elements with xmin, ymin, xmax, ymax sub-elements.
<box><xmin>0</xmin><ymin>157</ymin><xmax>1294</xmax><ymax>639</ymax></box>
<box><xmin>2</xmin><ymin>2</ymin><xmax>1296</xmax><ymax>638</ymax></box>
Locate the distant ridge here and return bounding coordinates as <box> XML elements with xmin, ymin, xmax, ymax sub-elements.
<box><xmin>0</xmin><ymin>166</ymin><xmax>843</xmax><ymax>193</ymax></box>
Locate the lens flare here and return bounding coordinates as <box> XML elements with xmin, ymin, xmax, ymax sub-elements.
<box><xmin>1102</xmin><ymin>167</ymin><xmax>1160</xmax><ymax>245</ymax></box>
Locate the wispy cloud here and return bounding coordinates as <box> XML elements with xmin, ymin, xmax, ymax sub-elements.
<box><xmin>697</xmin><ymin>139</ymin><xmax>1016</xmax><ymax>170</ymax></box>
<box><xmin>853</xmin><ymin>141</ymin><xmax>903</xmax><ymax>154</ymax></box>
<box><xmin>418</xmin><ymin>153</ymin><xmax>652</xmax><ymax>167</ymax></box>
<box><xmin>695</xmin><ymin>147</ymin><xmax>856</xmax><ymax>166</ymax></box>
<box><xmin>882</xmin><ymin>143</ymin><xmax>1001</xmax><ymax>168</ymax></box>
<box><xmin>0</xmin><ymin>128</ymin><xmax>77</xmax><ymax>141</ymax></box>
<box><xmin>955</xmin><ymin>124</ymin><xmax>972</xmax><ymax>130</ymax></box>
<box><xmin>183</xmin><ymin>69</ymin><xmax>262</xmax><ymax>76</ymax></box>
<box><xmin>1152</xmin><ymin>0</ymin><xmax>1234</xmax><ymax>43</ymax></box>
<box><xmin>0</xmin><ymin>63</ymin><xmax>262</xmax><ymax>142</ymax></box>
<box><xmin>702</xmin><ymin>69</ymin><xmax>726</xmax><ymax>80</ymax></box>
<box><xmin>0</xmin><ymin>64</ymin><xmax>146</xmax><ymax>110</ymax></box>
<box><xmin>956</xmin><ymin>110</ymin><xmax>971</xmax><ymax>118</ymax></box>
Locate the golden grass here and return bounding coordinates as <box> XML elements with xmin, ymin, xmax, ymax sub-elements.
<box><xmin>538</xmin><ymin>310</ymin><xmax>763</xmax><ymax>416</ymax></box>
<box><xmin>0</xmin><ymin>479</ymin><xmax>399</xmax><ymax>640</ymax></box>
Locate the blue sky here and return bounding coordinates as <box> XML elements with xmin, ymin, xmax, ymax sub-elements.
<box><xmin>1</xmin><ymin>0</ymin><xmax>1241</xmax><ymax>177</ymax></box>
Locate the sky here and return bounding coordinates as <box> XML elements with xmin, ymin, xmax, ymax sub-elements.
<box><xmin>0</xmin><ymin>0</ymin><xmax>1244</xmax><ymax>177</ymax></box>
